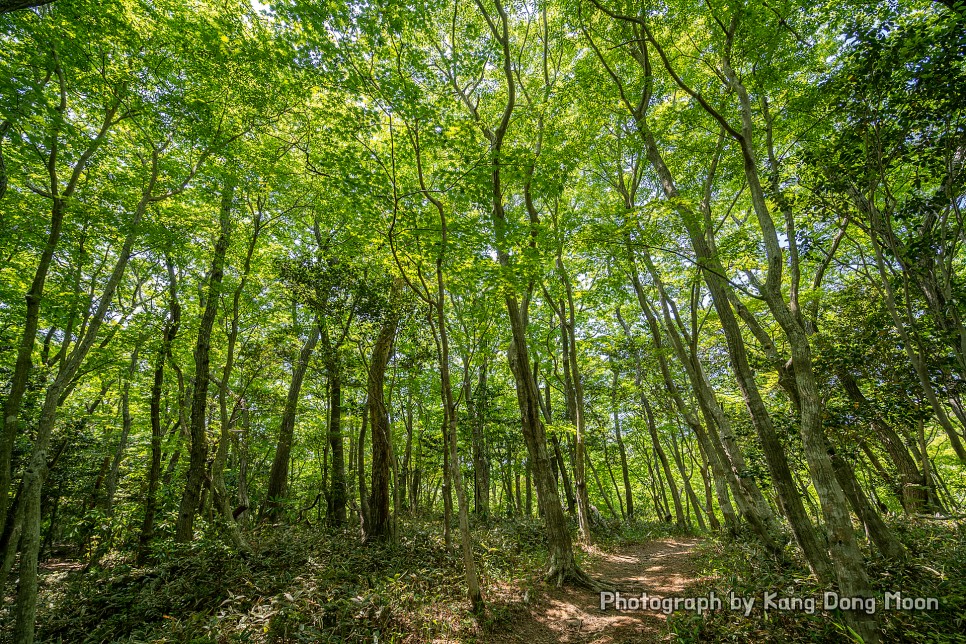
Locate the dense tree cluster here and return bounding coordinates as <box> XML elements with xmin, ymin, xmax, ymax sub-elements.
<box><xmin>1</xmin><ymin>0</ymin><xmax>964</xmax><ymax>641</ymax></box>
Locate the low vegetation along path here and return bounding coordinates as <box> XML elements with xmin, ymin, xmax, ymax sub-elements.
<box><xmin>491</xmin><ymin>537</ymin><xmax>702</xmax><ymax>643</ymax></box>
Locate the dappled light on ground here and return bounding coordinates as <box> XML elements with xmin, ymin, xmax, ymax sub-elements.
<box><xmin>488</xmin><ymin>538</ymin><xmax>701</xmax><ymax>643</ymax></box>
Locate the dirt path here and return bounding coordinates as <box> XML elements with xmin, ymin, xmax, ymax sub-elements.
<box><xmin>486</xmin><ymin>538</ymin><xmax>702</xmax><ymax>643</ymax></box>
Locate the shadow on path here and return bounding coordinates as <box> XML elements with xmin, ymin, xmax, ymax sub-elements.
<box><xmin>484</xmin><ymin>537</ymin><xmax>702</xmax><ymax>643</ymax></box>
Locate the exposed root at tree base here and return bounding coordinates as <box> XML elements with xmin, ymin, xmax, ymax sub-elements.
<box><xmin>544</xmin><ymin>563</ymin><xmax>613</xmax><ymax>592</ymax></box>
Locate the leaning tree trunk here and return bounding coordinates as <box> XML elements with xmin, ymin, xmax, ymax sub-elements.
<box><xmin>641</xmin><ymin>388</ymin><xmax>686</xmax><ymax>528</ymax></box>
<box><xmin>839</xmin><ymin>371</ymin><xmax>932</xmax><ymax>513</ymax></box>
<box><xmin>15</xmin><ymin>156</ymin><xmax>157</xmax><ymax>642</ymax></box>
<box><xmin>631</xmin><ymin>121</ymin><xmax>836</xmax><ymax>582</ymax></box>
<box><xmin>263</xmin><ymin>319</ymin><xmax>321</xmax><ymax>519</ymax></box>
<box><xmin>0</xmin><ymin>100</ymin><xmax>118</xmax><ymax>534</ymax></box>
<box><xmin>632</xmin><ymin>248</ymin><xmax>779</xmax><ymax>546</ymax></box>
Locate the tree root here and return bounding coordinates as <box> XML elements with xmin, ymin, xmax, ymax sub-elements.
<box><xmin>544</xmin><ymin>562</ymin><xmax>615</xmax><ymax>592</ymax></box>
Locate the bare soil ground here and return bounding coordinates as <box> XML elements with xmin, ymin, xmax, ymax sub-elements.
<box><xmin>484</xmin><ymin>538</ymin><xmax>702</xmax><ymax>644</ymax></box>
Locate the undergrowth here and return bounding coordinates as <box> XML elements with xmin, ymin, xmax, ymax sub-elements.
<box><xmin>667</xmin><ymin>518</ymin><xmax>966</xmax><ymax>643</ymax></box>
<box><xmin>6</xmin><ymin>515</ymin><xmax>961</xmax><ymax>642</ymax></box>
<box><xmin>3</xmin><ymin>518</ymin><xmax>549</xmax><ymax>643</ymax></box>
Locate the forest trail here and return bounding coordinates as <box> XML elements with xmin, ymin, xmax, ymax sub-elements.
<box><xmin>486</xmin><ymin>537</ymin><xmax>702</xmax><ymax>643</ymax></box>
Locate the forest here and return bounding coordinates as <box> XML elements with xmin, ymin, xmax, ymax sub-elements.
<box><xmin>0</xmin><ymin>0</ymin><xmax>965</xmax><ymax>641</ymax></box>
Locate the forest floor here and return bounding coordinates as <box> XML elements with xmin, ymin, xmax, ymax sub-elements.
<box><xmin>485</xmin><ymin>537</ymin><xmax>703</xmax><ymax>644</ymax></box>
<box><xmin>5</xmin><ymin>517</ymin><xmax>964</xmax><ymax>642</ymax></box>
<box><xmin>0</xmin><ymin>520</ymin><xmax>705</xmax><ymax>643</ymax></box>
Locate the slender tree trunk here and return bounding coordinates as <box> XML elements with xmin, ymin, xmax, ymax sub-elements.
<box><xmin>468</xmin><ymin>359</ymin><xmax>490</xmax><ymax>519</ymax></box>
<box><xmin>442</xmin><ymin>415</ymin><xmax>453</xmax><ymax>545</ymax></box>
<box><xmin>401</xmin><ymin>384</ymin><xmax>413</xmax><ymax>512</ymax></box>
<box><xmin>411</xmin><ymin>431</ymin><xmax>423</xmax><ymax>513</ymax></box>
<box><xmin>642</xmin><ymin>394</ymin><xmax>686</xmax><ymax>527</ymax></box>
<box><xmin>176</xmin><ymin>179</ymin><xmax>233</xmax><ymax>542</ymax></box>
<box><xmin>138</xmin><ymin>258</ymin><xmax>180</xmax><ymax>563</ymax></box>
<box><xmin>525</xmin><ymin>459</ymin><xmax>532</xmax><ymax>516</ymax></box>
<box><xmin>671</xmin><ymin>430</ymin><xmax>706</xmax><ymax>531</ymax></box>
<box><xmin>611</xmin><ymin>367</ymin><xmax>634</xmax><ymax>520</ymax></box>
<box><xmin>551</xmin><ymin>435</ymin><xmax>576</xmax><ymax>513</ymax></box>
<box><xmin>211</xmin><ymin>214</ymin><xmax>262</xmax><ymax>549</ymax></box>
<box><xmin>551</xmin><ymin>259</ymin><xmax>593</xmax><ymax>542</ymax></box>
<box><xmin>587</xmin><ymin>455</ymin><xmax>617</xmax><ymax>519</ymax></box>
<box><xmin>326</xmin><ymin>342</ymin><xmax>347</xmax><ymax>526</ymax></box>
<box><xmin>602</xmin><ymin>440</ymin><xmax>626</xmax><ymax>519</ymax></box>
<box><xmin>358</xmin><ymin>394</ymin><xmax>371</xmax><ymax>534</ymax></box>
<box><xmin>427</xmin><ymin>231</ymin><xmax>484</xmax><ymax>610</ymax></box>
<box><xmin>692</xmin><ymin>436</ymin><xmax>721</xmax><ymax>530</ymax></box>
<box><xmin>103</xmin><ymin>346</ymin><xmax>140</xmax><ymax>517</ymax></box>
<box><xmin>236</xmin><ymin>405</ymin><xmax>251</xmax><ymax>529</ymax></box>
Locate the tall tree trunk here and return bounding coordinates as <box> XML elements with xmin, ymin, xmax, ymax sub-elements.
<box><xmin>138</xmin><ymin>257</ymin><xmax>180</xmax><ymax>563</ymax></box>
<box><xmin>549</xmin><ymin>257</ymin><xmax>593</xmax><ymax>542</ymax></box>
<box><xmin>424</xmin><ymin>197</ymin><xmax>484</xmax><ymax>609</ymax></box>
<box><xmin>611</xmin><ymin>367</ymin><xmax>634</xmax><ymax>520</ymax></box>
<box><xmin>357</xmin><ymin>394</ymin><xmax>371</xmax><ymax>534</ymax></box>
<box><xmin>364</xmin><ymin>278</ymin><xmax>404</xmax><ymax>542</ymax></box>
<box><xmin>463</xmin><ymin>0</ymin><xmax>595</xmax><ymax>587</ymax></box>
<box><xmin>211</xmin><ymin>213</ymin><xmax>263</xmax><ymax>549</ymax></box>
<box><xmin>175</xmin><ymin>178</ymin><xmax>233</xmax><ymax>542</ymax></box>
<box><xmin>325</xmin><ymin>340</ymin><xmax>347</xmax><ymax>526</ymax></box>
<box><xmin>467</xmin><ymin>358</ymin><xmax>490</xmax><ymax>519</ymax></box>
